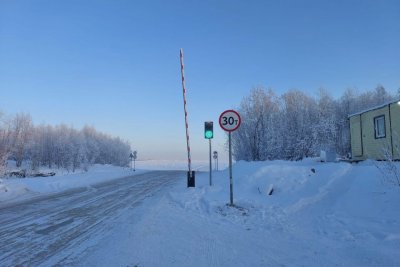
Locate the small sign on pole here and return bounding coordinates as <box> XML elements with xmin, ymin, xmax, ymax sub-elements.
<box><xmin>213</xmin><ymin>151</ymin><xmax>218</xmax><ymax>171</ymax></box>
<box><xmin>133</xmin><ymin>151</ymin><xmax>137</xmax><ymax>171</ymax></box>
<box><xmin>219</xmin><ymin>110</ymin><xmax>241</xmax><ymax>206</ymax></box>
<box><xmin>130</xmin><ymin>151</ymin><xmax>137</xmax><ymax>171</ymax></box>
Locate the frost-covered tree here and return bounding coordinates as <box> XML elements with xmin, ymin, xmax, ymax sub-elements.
<box><xmin>234</xmin><ymin>88</ymin><xmax>318</xmax><ymax>161</ymax></box>
<box><xmin>373</xmin><ymin>85</ymin><xmax>391</xmax><ymax>105</ymax></box>
<box><xmin>82</xmin><ymin>125</ymin><xmax>100</xmax><ymax>165</ymax></box>
<box><xmin>19</xmin><ymin>120</ymin><xmax>130</xmax><ymax>171</ymax></box>
<box><xmin>10</xmin><ymin>113</ymin><xmax>33</xmax><ymax>167</ymax></box>
<box><xmin>233</xmin><ymin>88</ymin><xmax>280</xmax><ymax>161</ymax></box>
<box><xmin>0</xmin><ymin>113</ymin><xmax>12</xmax><ymax>175</ymax></box>
<box><xmin>313</xmin><ymin>89</ymin><xmax>337</xmax><ymax>151</ymax></box>
<box><xmin>232</xmin><ymin>85</ymin><xmax>397</xmax><ymax>161</ymax></box>
<box><xmin>281</xmin><ymin>90</ymin><xmax>317</xmax><ymax>160</ymax></box>
<box><xmin>0</xmin><ymin>110</ymin><xmax>132</xmax><ymax>174</ymax></box>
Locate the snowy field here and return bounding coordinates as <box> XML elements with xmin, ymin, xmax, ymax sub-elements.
<box><xmin>1</xmin><ymin>159</ymin><xmax>399</xmax><ymax>266</ymax></box>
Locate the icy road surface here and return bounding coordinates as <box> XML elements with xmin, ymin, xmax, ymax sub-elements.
<box><xmin>0</xmin><ymin>171</ymin><xmax>182</xmax><ymax>266</ymax></box>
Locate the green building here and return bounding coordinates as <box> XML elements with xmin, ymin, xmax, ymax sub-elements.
<box><xmin>349</xmin><ymin>100</ymin><xmax>400</xmax><ymax>161</ymax></box>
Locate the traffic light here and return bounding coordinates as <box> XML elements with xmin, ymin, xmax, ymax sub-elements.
<box><xmin>204</xmin><ymin>121</ymin><xmax>213</xmax><ymax>139</ymax></box>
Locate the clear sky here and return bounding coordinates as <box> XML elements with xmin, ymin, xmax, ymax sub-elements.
<box><xmin>0</xmin><ymin>0</ymin><xmax>399</xmax><ymax>161</ymax></box>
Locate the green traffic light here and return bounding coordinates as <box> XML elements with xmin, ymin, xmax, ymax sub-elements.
<box><xmin>205</xmin><ymin>130</ymin><xmax>213</xmax><ymax>139</ymax></box>
<box><xmin>204</xmin><ymin>121</ymin><xmax>213</xmax><ymax>139</ymax></box>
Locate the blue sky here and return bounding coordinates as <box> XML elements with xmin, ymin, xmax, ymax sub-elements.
<box><xmin>0</xmin><ymin>0</ymin><xmax>399</xmax><ymax>161</ymax></box>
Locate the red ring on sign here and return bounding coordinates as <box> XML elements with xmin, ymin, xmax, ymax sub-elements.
<box><xmin>219</xmin><ymin>109</ymin><xmax>241</xmax><ymax>132</ymax></box>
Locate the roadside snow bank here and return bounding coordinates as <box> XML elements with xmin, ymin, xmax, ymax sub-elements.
<box><xmin>114</xmin><ymin>159</ymin><xmax>400</xmax><ymax>266</ymax></box>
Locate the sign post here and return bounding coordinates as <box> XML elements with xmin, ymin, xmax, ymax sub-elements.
<box><xmin>130</xmin><ymin>151</ymin><xmax>137</xmax><ymax>171</ymax></box>
<box><xmin>133</xmin><ymin>151</ymin><xmax>137</xmax><ymax>171</ymax></box>
<box><xmin>129</xmin><ymin>153</ymin><xmax>133</xmax><ymax>170</ymax></box>
<box><xmin>219</xmin><ymin>110</ymin><xmax>241</xmax><ymax>206</ymax></box>
<box><xmin>213</xmin><ymin>151</ymin><xmax>218</xmax><ymax>171</ymax></box>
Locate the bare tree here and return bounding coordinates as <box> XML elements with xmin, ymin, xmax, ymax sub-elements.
<box><xmin>375</xmin><ymin>136</ymin><xmax>400</xmax><ymax>187</ymax></box>
<box><xmin>0</xmin><ymin>113</ymin><xmax>12</xmax><ymax>175</ymax></box>
<box><xmin>10</xmin><ymin>113</ymin><xmax>33</xmax><ymax>167</ymax></box>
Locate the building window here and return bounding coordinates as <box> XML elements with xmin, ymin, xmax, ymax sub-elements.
<box><xmin>374</xmin><ymin>115</ymin><xmax>386</xmax><ymax>139</ymax></box>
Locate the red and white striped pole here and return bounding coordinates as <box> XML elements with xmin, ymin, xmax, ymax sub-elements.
<box><xmin>180</xmin><ymin>49</ymin><xmax>193</xmax><ymax>182</ymax></box>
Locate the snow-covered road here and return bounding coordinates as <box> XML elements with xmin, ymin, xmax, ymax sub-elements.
<box><xmin>0</xmin><ymin>171</ymin><xmax>183</xmax><ymax>266</ymax></box>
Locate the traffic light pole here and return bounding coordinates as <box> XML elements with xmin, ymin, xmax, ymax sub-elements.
<box><xmin>204</xmin><ymin>121</ymin><xmax>213</xmax><ymax>186</ymax></box>
<box><xmin>209</xmin><ymin>139</ymin><xmax>212</xmax><ymax>186</ymax></box>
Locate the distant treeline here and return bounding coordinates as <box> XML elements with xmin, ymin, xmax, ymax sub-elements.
<box><xmin>0</xmin><ymin>114</ymin><xmax>131</xmax><ymax>174</ymax></box>
<box><xmin>232</xmin><ymin>86</ymin><xmax>399</xmax><ymax>161</ymax></box>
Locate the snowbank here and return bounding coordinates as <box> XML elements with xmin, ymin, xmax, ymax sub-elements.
<box><xmin>78</xmin><ymin>159</ymin><xmax>400</xmax><ymax>266</ymax></box>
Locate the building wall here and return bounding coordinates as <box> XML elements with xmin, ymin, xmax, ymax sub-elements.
<box><xmin>360</xmin><ymin>106</ymin><xmax>391</xmax><ymax>160</ymax></box>
<box><xmin>350</xmin><ymin>103</ymin><xmax>400</xmax><ymax>160</ymax></box>
<box><xmin>350</xmin><ymin>115</ymin><xmax>362</xmax><ymax>157</ymax></box>
<box><xmin>390</xmin><ymin>102</ymin><xmax>400</xmax><ymax>159</ymax></box>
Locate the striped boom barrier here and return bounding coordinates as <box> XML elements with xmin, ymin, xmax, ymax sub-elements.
<box><xmin>180</xmin><ymin>48</ymin><xmax>194</xmax><ymax>183</ymax></box>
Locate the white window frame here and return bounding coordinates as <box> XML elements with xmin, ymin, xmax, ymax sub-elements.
<box><xmin>374</xmin><ymin>115</ymin><xmax>386</xmax><ymax>139</ymax></box>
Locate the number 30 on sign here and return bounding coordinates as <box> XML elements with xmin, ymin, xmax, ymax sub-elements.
<box><xmin>219</xmin><ymin>110</ymin><xmax>241</xmax><ymax>132</ymax></box>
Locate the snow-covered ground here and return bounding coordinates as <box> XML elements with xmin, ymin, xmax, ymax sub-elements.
<box><xmin>133</xmin><ymin>159</ymin><xmax>228</xmax><ymax>171</ymax></box>
<box><xmin>1</xmin><ymin>159</ymin><xmax>399</xmax><ymax>266</ymax></box>
<box><xmin>0</xmin><ymin>164</ymin><xmax>142</xmax><ymax>203</ymax></box>
<box><xmin>74</xmin><ymin>159</ymin><xmax>400</xmax><ymax>266</ymax></box>
<box><xmin>0</xmin><ymin>160</ymin><xmax>221</xmax><ymax>204</ymax></box>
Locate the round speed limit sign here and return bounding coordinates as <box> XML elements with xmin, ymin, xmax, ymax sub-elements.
<box><xmin>219</xmin><ymin>110</ymin><xmax>241</xmax><ymax>132</ymax></box>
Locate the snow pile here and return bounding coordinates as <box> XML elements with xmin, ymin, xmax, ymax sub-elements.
<box><xmin>78</xmin><ymin>159</ymin><xmax>400</xmax><ymax>266</ymax></box>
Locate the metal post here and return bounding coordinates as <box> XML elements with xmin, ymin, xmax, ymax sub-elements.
<box><xmin>229</xmin><ymin>132</ymin><xmax>233</xmax><ymax>205</ymax></box>
<box><xmin>133</xmin><ymin>158</ymin><xmax>136</xmax><ymax>172</ymax></box>
<box><xmin>209</xmin><ymin>139</ymin><xmax>212</xmax><ymax>186</ymax></box>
